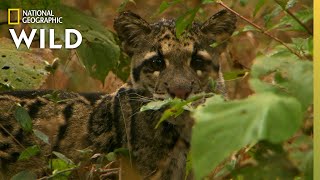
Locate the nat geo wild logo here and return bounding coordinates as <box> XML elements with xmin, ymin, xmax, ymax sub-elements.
<box><xmin>7</xmin><ymin>8</ymin><xmax>82</xmax><ymax>49</ymax></box>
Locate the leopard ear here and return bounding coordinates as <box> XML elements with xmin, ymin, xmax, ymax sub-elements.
<box><xmin>199</xmin><ymin>9</ymin><xmax>236</xmax><ymax>50</ymax></box>
<box><xmin>114</xmin><ymin>11</ymin><xmax>151</xmax><ymax>56</ymax></box>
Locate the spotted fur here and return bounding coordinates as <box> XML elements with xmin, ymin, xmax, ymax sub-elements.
<box><xmin>0</xmin><ymin>10</ymin><xmax>236</xmax><ymax>179</ymax></box>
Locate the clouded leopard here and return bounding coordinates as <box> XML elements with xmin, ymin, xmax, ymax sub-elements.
<box><xmin>0</xmin><ymin>10</ymin><xmax>236</xmax><ymax>179</ymax></box>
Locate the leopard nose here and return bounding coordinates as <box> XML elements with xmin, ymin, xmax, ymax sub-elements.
<box><xmin>169</xmin><ymin>88</ymin><xmax>191</xmax><ymax>100</ymax></box>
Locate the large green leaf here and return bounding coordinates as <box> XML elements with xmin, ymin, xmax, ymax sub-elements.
<box><xmin>250</xmin><ymin>51</ymin><xmax>313</xmax><ymax>111</ymax></box>
<box><xmin>0</xmin><ymin>38</ymin><xmax>50</xmax><ymax>90</ymax></box>
<box><xmin>191</xmin><ymin>92</ymin><xmax>302</xmax><ymax>179</ymax></box>
<box><xmin>61</xmin><ymin>5</ymin><xmax>129</xmax><ymax>81</ymax></box>
<box><xmin>30</xmin><ymin>5</ymin><xmax>129</xmax><ymax>82</ymax></box>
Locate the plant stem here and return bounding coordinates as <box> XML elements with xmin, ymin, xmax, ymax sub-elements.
<box><xmin>38</xmin><ymin>167</ymin><xmax>78</xmax><ymax>180</ymax></box>
<box><xmin>274</xmin><ymin>0</ymin><xmax>313</xmax><ymax>35</ymax></box>
<box><xmin>216</xmin><ymin>0</ymin><xmax>307</xmax><ymax>60</ymax></box>
<box><xmin>0</xmin><ymin>124</ymin><xmax>25</xmax><ymax>149</ymax></box>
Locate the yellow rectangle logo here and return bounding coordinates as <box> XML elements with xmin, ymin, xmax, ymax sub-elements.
<box><xmin>8</xmin><ymin>8</ymin><xmax>20</xmax><ymax>25</ymax></box>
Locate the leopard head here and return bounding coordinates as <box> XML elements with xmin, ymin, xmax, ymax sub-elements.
<box><xmin>114</xmin><ymin>10</ymin><xmax>236</xmax><ymax>100</ymax></box>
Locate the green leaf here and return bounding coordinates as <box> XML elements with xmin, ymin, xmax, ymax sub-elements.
<box><xmin>185</xmin><ymin>152</ymin><xmax>193</xmax><ymax>179</ymax></box>
<box><xmin>0</xmin><ymin>38</ymin><xmax>50</xmax><ymax>90</ymax></box>
<box><xmin>250</xmin><ymin>52</ymin><xmax>313</xmax><ymax>111</ymax></box>
<box><xmin>18</xmin><ymin>145</ymin><xmax>40</xmax><ymax>161</ymax></box>
<box><xmin>176</xmin><ymin>7</ymin><xmax>199</xmax><ymax>38</ymax></box>
<box><xmin>77</xmin><ymin>36</ymin><xmax>120</xmax><ymax>82</ymax></box>
<box><xmin>33</xmin><ymin>129</ymin><xmax>50</xmax><ymax>145</ymax></box>
<box><xmin>52</xmin><ymin>151</ymin><xmax>74</xmax><ymax>165</ymax></box>
<box><xmin>153</xmin><ymin>0</ymin><xmax>181</xmax><ymax>17</ymax></box>
<box><xmin>191</xmin><ymin>92</ymin><xmax>303</xmax><ymax>179</ymax></box>
<box><xmin>271</xmin><ymin>8</ymin><xmax>313</xmax><ymax>32</ymax></box>
<box><xmin>253</xmin><ymin>0</ymin><xmax>265</xmax><ymax>17</ymax></box>
<box><xmin>50</xmin><ymin>158</ymin><xmax>76</xmax><ymax>170</ymax></box>
<box><xmin>155</xmin><ymin>105</ymin><xmax>184</xmax><ymax>129</ymax></box>
<box><xmin>14</xmin><ymin>105</ymin><xmax>33</xmax><ymax>133</ymax></box>
<box><xmin>223</xmin><ymin>70</ymin><xmax>249</xmax><ymax>81</ymax></box>
<box><xmin>11</xmin><ymin>170</ymin><xmax>37</xmax><ymax>180</ymax></box>
<box><xmin>140</xmin><ymin>99</ymin><xmax>172</xmax><ymax>111</ymax></box>
<box><xmin>106</xmin><ymin>152</ymin><xmax>117</xmax><ymax>161</ymax></box>
<box><xmin>50</xmin><ymin>159</ymin><xmax>76</xmax><ymax>180</ymax></box>
<box><xmin>31</xmin><ymin>6</ymin><xmax>129</xmax><ymax>82</ymax></box>
<box><xmin>143</xmin><ymin>93</ymin><xmax>214</xmax><ymax>128</ymax></box>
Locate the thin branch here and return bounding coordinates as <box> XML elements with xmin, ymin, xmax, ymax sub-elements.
<box><xmin>0</xmin><ymin>124</ymin><xmax>25</xmax><ymax>149</ymax></box>
<box><xmin>274</xmin><ymin>0</ymin><xmax>313</xmax><ymax>35</ymax></box>
<box><xmin>216</xmin><ymin>0</ymin><xmax>307</xmax><ymax>60</ymax></box>
<box><xmin>118</xmin><ymin>97</ymin><xmax>133</xmax><ymax>168</ymax></box>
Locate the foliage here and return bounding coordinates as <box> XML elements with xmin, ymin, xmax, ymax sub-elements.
<box><xmin>250</xmin><ymin>50</ymin><xmax>313</xmax><ymax>111</ymax></box>
<box><xmin>143</xmin><ymin>0</ymin><xmax>313</xmax><ymax>179</ymax></box>
<box><xmin>192</xmin><ymin>92</ymin><xmax>303</xmax><ymax>179</ymax></box>
<box><xmin>18</xmin><ymin>145</ymin><xmax>41</xmax><ymax>161</ymax></box>
<box><xmin>0</xmin><ymin>0</ymin><xmax>313</xmax><ymax>179</ymax></box>
<box><xmin>175</xmin><ymin>7</ymin><xmax>200</xmax><ymax>38</ymax></box>
<box><xmin>33</xmin><ymin>129</ymin><xmax>50</xmax><ymax>144</ymax></box>
<box><xmin>0</xmin><ymin>38</ymin><xmax>50</xmax><ymax>90</ymax></box>
<box><xmin>11</xmin><ymin>170</ymin><xmax>37</xmax><ymax>180</ymax></box>
<box><xmin>140</xmin><ymin>93</ymin><xmax>214</xmax><ymax>128</ymax></box>
<box><xmin>190</xmin><ymin>0</ymin><xmax>313</xmax><ymax>179</ymax></box>
<box><xmin>152</xmin><ymin>0</ymin><xmax>182</xmax><ymax>17</ymax></box>
<box><xmin>0</xmin><ymin>0</ymin><xmax>130</xmax><ymax>84</ymax></box>
<box><xmin>51</xmin><ymin>5</ymin><xmax>129</xmax><ymax>82</ymax></box>
<box><xmin>14</xmin><ymin>105</ymin><xmax>33</xmax><ymax>133</ymax></box>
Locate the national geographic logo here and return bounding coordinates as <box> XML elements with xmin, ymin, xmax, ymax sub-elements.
<box><xmin>8</xmin><ymin>8</ymin><xmax>63</xmax><ymax>24</ymax></box>
<box><xmin>7</xmin><ymin>8</ymin><xmax>82</xmax><ymax>49</ymax></box>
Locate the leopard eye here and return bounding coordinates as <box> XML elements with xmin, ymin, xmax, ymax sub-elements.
<box><xmin>148</xmin><ymin>55</ymin><xmax>165</xmax><ymax>71</ymax></box>
<box><xmin>191</xmin><ymin>55</ymin><xmax>206</xmax><ymax>70</ymax></box>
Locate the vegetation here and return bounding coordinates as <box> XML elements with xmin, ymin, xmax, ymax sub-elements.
<box><xmin>0</xmin><ymin>0</ymin><xmax>313</xmax><ymax>179</ymax></box>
